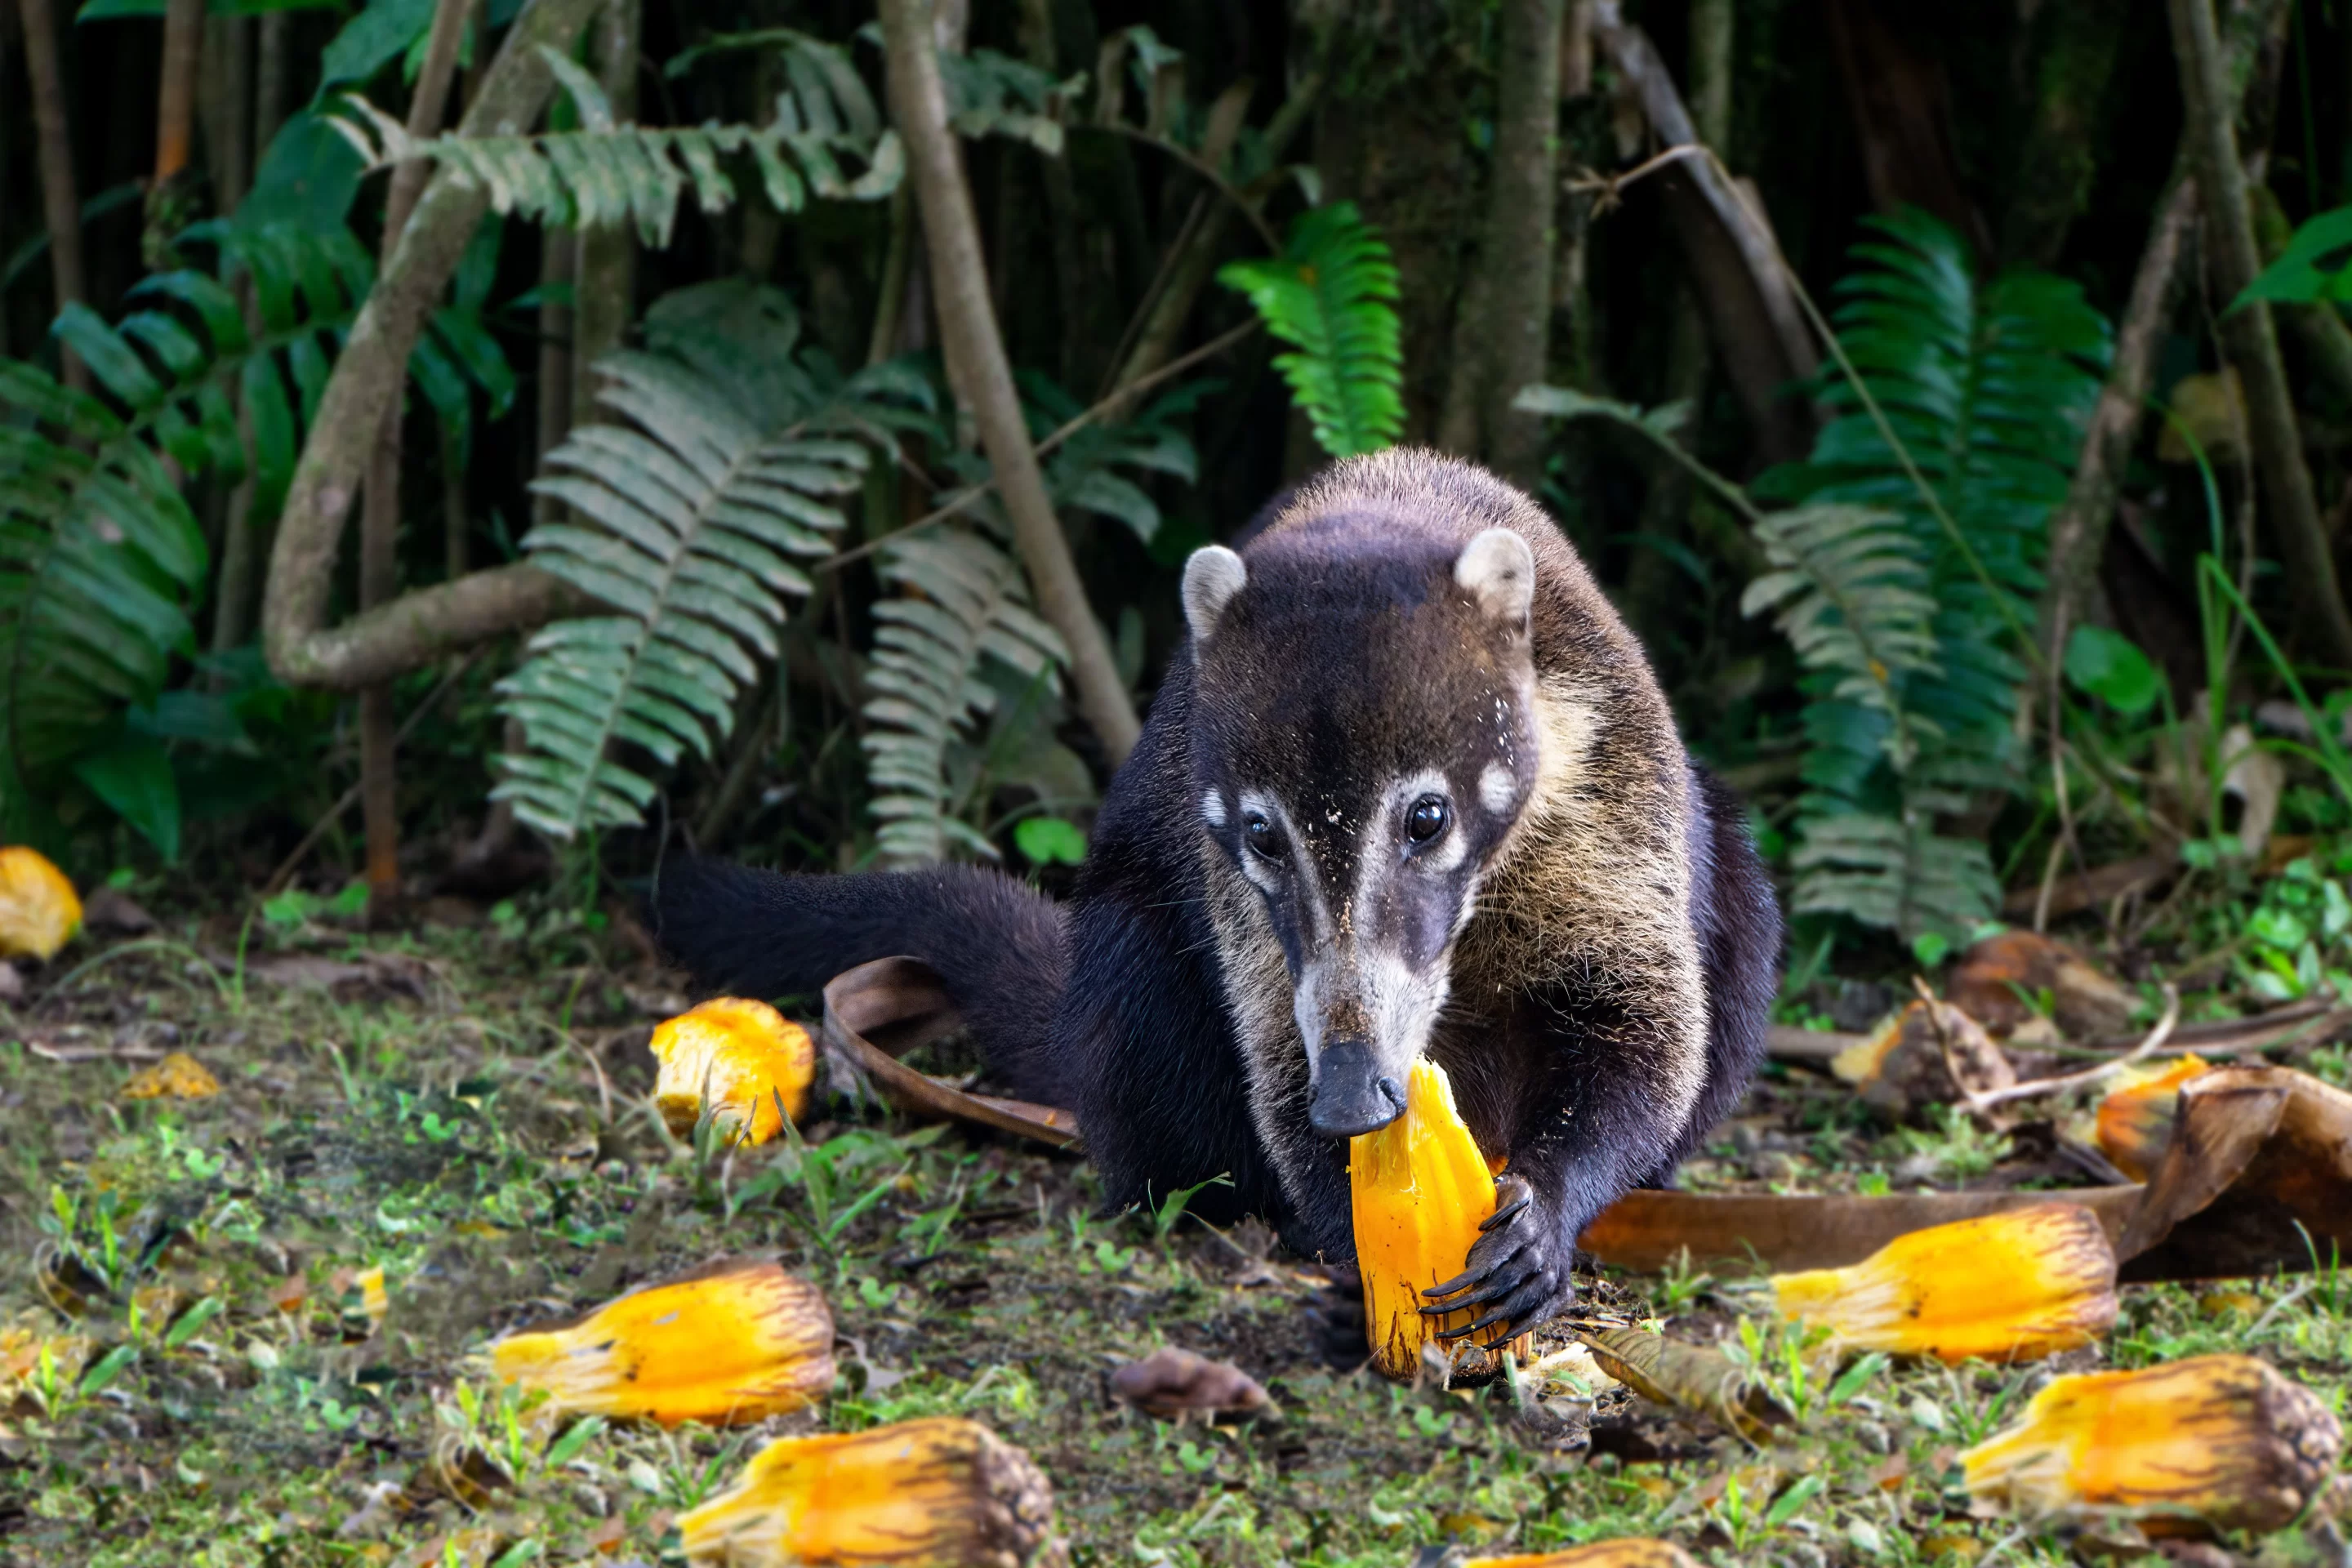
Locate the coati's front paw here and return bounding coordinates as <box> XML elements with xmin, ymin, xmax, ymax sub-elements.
<box><xmin>1416</xmin><ymin>1174</ymin><xmax>1574</xmax><ymax>1341</ymax></box>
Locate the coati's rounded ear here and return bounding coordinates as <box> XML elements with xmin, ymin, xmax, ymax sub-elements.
<box><xmin>1183</xmin><ymin>546</ymin><xmax>1249</xmax><ymax>644</ymax></box>
<box><xmin>1455</xmin><ymin>528</ymin><xmax>1535</xmax><ymax>629</ymax></box>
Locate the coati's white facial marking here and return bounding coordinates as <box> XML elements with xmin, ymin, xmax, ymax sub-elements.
<box><xmin>1479</xmin><ymin>761</ymin><xmax>1517</xmax><ymax>814</ymax></box>
<box><xmin>1182</xmin><ymin>546</ymin><xmax>1248</xmax><ymax>643</ymax></box>
<box><xmin>1200</xmin><ymin>789</ymin><xmax>1227</xmax><ymax>828</ymax></box>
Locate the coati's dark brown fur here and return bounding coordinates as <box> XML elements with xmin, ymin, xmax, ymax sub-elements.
<box><xmin>656</xmin><ymin>449</ymin><xmax>1781</xmax><ymax>1342</ymax></box>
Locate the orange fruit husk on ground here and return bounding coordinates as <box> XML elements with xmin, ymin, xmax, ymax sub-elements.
<box><xmin>1349</xmin><ymin>1056</ymin><xmax>1529</xmax><ymax>1379</ymax></box>
<box><xmin>490</xmin><ymin>1258</ymin><xmax>833</xmax><ymax>1427</ymax></box>
<box><xmin>1959</xmin><ymin>1353</ymin><xmax>2341</xmax><ymax>1535</ymax></box>
<box><xmin>122</xmin><ymin>1052</ymin><xmax>220</xmax><ymax>1100</ymax></box>
<box><xmin>1771</xmin><ymin>1203</ymin><xmax>2118</xmax><ymax>1363</ymax></box>
<box><xmin>0</xmin><ymin>848</ymin><xmax>81</xmax><ymax>961</ymax></box>
<box><xmin>2094</xmin><ymin>1054</ymin><xmax>2210</xmax><ymax>1181</ymax></box>
<box><xmin>677</xmin><ymin>1415</ymin><xmax>1066</xmax><ymax>1566</ymax></box>
<box><xmin>649</xmin><ymin>998</ymin><xmax>815</xmax><ymax>1144</ymax></box>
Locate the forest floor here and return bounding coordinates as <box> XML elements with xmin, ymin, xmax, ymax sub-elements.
<box><xmin>0</xmin><ymin>889</ymin><xmax>2346</xmax><ymax>1568</ymax></box>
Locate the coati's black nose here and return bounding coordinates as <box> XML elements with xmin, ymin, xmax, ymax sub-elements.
<box><xmin>1308</xmin><ymin>1041</ymin><xmax>1407</xmax><ymax>1138</ymax></box>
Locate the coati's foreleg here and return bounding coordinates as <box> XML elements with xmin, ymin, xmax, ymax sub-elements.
<box><xmin>1422</xmin><ymin>994</ymin><xmax>1708</xmax><ymax>1339</ymax></box>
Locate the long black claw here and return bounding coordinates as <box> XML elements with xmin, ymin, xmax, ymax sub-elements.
<box><xmin>1418</xmin><ymin>1276</ymin><xmax>1511</xmax><ymax>1316</ymax></box>
<box><xmin>1423</xmin><ymin>1263</ymin><xmax>1487</xmax><ymax>1302</ymax></box>
<box><xmin>1479</xmin><ymin>1188</ymin><xmax>1532</xmax><ymax>1233</ymax></box>
<box><xmin>1441</xmin><ymin>1276</ymin><xmax>1557</xmax><ymax>1341</ymax></box>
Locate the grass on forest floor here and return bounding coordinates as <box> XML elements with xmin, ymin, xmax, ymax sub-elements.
<box><xmin>0</xmin><ymin>893</ymin><xmax>2345</xmax><ymax>1568</ymax></box>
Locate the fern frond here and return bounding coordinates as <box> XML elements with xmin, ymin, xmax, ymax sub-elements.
<box><xmin>1740</xmin><ymin>502</ymin><xmax>1940</xmax><ymax>762</ymax></box>
<box><xmin>330</xmin><ymin>45</ymin><xmax>902</xmax><ymax>248</ymax></box>
<box><xmin>861</xmin><ymin>525</ymin><xmax>1067</xmax><ymax>864</ymax></box>
<box><xmin>0</xmin><ymin>226</ymin><xmax>383</xmax><ymax>820</ymax></box>
<box><xmin>1788</xmin><ymin>809</ymin><xmax>2000</xmax><ymax>945</ymax></box>
<box><xmin>1217</xmin><ymin>202</ymin><xmax>1402</xmax><ymax>459</ymax></box>
<box><xmin>494</xmin><ymin>283</ymin><xmax>929</xmax><ymax>840</ymax></box>
<box><xmin>1757</xmin><ymin>207</ymin><xmax>2109</xmax><ymax>755</ymax></box>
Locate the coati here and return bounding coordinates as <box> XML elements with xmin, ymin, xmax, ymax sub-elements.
<box><xmin>656</xmin><ymin>448</ymin><xmax>1782</xmax><ymax>1343</ymax></box>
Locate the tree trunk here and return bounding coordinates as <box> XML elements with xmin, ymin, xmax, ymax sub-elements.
<box><xmin>254</xmin><ymin>12</ymin><xmax>291</xmax><ymax>159</ymax></box>
<box><xmin>570</xmin><ymin>0</ymin><xmax>640</xmax><ymax>435</ymax></box>
<box><xmin>359</xmin><ymin>0</ymin><xmax>472</xmax><ymax>912</ymax></box>
<box><xmin>877</xmin><ymin>0</ymin><xmax>1138</xmax><ymax>764</ymax></box>
<box><xmin>17</xmin><ymin>0</ymin><xmax>87</xmax><ymax>389</ymax></box>
<box><xmin>148</xmin><ymin>0</ymin><xmax>204</xmax><ymax>262</ymax></box>
<box><xmin>2167</xmin><ymin>0</ymin><xmax>2352</xmax><ymax>666</ymax></box>
<box><xmin>1998</xmin><ymin>0</ymin><xmax>2127</xmax><ymax>270</ymax></box>
<box><xmin>1820</xmin><ymin>0</ymin><xmax>1991</xmax><ymax>261</ymax></box>
<box><xmin>1309</xmin><ymin>2</ymin><xmax>1486</xmax><ymax>443</ymax></box>
<box><xmin>1477</xmin><ymin>0</ymin><xmax>1567</xmax><ymax>488</ymax></box>
<box><xmin>263</xmin><ymin>0</ymin><xmax>608</xmax><ymax>694</ymax></box>
<box><xmin>2034</xmin><ymin>0</ymin><xmax>2289</xmax><ymax>675</ymax></box>
<box><xmin>200</xmin><ymin>16</ymin><xmax>253</xmax><ymax>216</ymax></box>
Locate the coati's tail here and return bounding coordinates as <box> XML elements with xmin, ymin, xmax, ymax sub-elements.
<box><xmin>649</xmin><ymin>859</ymin><xmax>1068</xmax><ymax>1103</ymax></box>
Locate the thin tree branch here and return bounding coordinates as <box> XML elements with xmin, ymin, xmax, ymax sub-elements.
<box><xmin>878</xmin><ymin>0</ymin><xmax>1138</xmax><ymax>765</ymax></box>
<box><xmin>1589</xmin><ymin>2</ymin><xmax>1816</xmax><ymax>464</ymax></box>
<box><xmin>823</xmin><ymin>318</ymin><xmax>1259</xmax><ymax>572</ymax></box>
<box><xmin>2035</xmin><ymin>177</ymin><xmax>2199</xmax><ymax>670</ymax></box>
<box><xmin>1101</xmin><ymin>75</ymin><xmax>1319</xmax><ymax>413</ymax></box>
<box><xmin>262</xmin><ymin>0</ymin><xmax>609</xmax><ymax>693</ymax></box>
<box><xmin>2168</xmin><ymin>0</ymin><xmax>2352</xmax><ymax>666</ymax></box>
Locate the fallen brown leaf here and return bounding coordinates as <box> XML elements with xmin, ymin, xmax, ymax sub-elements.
<box><xmin>1948</xmin><ymin>929</ymin><xmax>2136</xmax><ymax>1040</ymax></box>
<box><xmin>823</xmin><ymin>957</ymin><xmax>1081</xmax><ymax>1149</ymax></box>
<box><xmin>1832</xmin><ymin>999</ymin><xmax>2015</xmax><ymax>1122</ymax></box>
<box><xmin>1579</xmin><ymin>1326</ymin><xmax>1791</xmax><ymax>1446</ymax></box>
<box><xmin>1108</xmin><ymin>1347</ymin><xmax>1273</xmax><ymax>1420</ymax></box>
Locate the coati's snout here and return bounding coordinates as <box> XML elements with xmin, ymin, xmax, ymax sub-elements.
<box><xmin>1183</xmin><ymin>519</ymin><xmax>1544</xmax><ymax>1140</ymax></box>
<box><xmin>1306</xmin><ymin>1039</ymin><xmax>1405</xmax><ymax>1137</ymax></box>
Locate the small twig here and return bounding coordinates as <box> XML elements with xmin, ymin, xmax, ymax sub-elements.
<box><xmin>1563</xmin><ymin>141</ymin><xmax>1710</xmax><ymax>215</ymax></box>
<box><xmin>1964</xmin><ymin>984</ymin><xmax>2181</xmax><ymax>1115</ymax></box>
<box><xmin>567</xmin><ymin>1032</ymin><xmax>615</xmax><ymax>1126</ymax></box>
<box><xmin>262</xmin><ymin>649</ymin><xmax>485</xmax><ymax>896</ymax></box>
<box><xmin>2246</xmin><ymin>1277</ymin><xmax>2315</xmax><ymax>1339</ymax></box>
<box><xmin>820</xmin><ymin>318</ymin><xmax>1260</xmax><ymax>572</ymax></box>
<box><xmin>1909</xmin><ymin>976</ymin><xmax>1972</xmax><ymax>1098</ymax></box>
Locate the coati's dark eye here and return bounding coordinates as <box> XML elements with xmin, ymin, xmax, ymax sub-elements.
<box><xmin>1407</xmin><ymin>795</ymin><xmax>1450</xmax><ymax>844</ymax></box>
<box><xmin>1244</xmin><ymin>813</ymin><xmax>1285</xmax><ymax>860</ymax></box>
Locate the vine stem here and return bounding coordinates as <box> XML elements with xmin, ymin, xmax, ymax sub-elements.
<box><xmin>880</xmin><ymin>0</ymin><xmax>1138</xmax><ymax>765</ymax></box>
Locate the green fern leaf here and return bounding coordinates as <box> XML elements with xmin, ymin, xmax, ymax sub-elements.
<box><xmin>494</xmin><ymin>283</ymin><xmax>925</xmax><ymax>840</ymax></box>
<box><xmin>330</xmin><ymin>47</ymin><xmax>903</xmax><ymax>251</ymax></box>
<box><xmin>1218</xmin><ymin>202</ymin><xmax>1402</xmax><ymax>459</ymax></box>
<box><xmin>861</xmin><ymin>525</ymin><xmax>1068</xmax><ymax>865</ymax></box>
<box><xmin>1788</xmin><ymin>809</ymin><xmax>2000</xmax><ymax>945</ymax></box>
<box><xmin>0</xmin><ymin>225</ymin><xmax>392</xmax><ymax>842</ymax></box>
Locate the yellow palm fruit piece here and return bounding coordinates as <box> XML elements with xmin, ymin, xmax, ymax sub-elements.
<box><xmin>0</xmin><ymin>847</ymin><xmax>81</xmax><ymax>961</ymax></box>
<box><xmin>649</xmin><ymin>998</ymin><xmax>815</xmax><ymax>1144</ymax></box>
<box><xmin>1960</xmin><ymin>1353</ymin><xmax>2342</xmax><ymax>1535</ymax></box>
<box><xmin>2094</xmin><ymin>1054</ymin><xmax>2210</xmax><ymax>1182</ymax></box>
<box><xmin>1771</xmin><ymin>1203</ymin><xmax>2117</xmax><ymax>1364</ymax></box>
<box><xmin>354</xmin><ymin>1267</ymin><xmax>389</xmax><ymax>1328</ymax></box>
<box><xmin>491</xmin><ymin>1258</ymin><xmax>834</xmax><ymax>1428</ymax></box>
<box><xmin>1468</xmin><ymin>1539</ymin><xmax>1699</xmax><ymax>1568</ymax></box>
<box><xmin>677</xmin><ymin>1416</ymin><xmax>1067</xmax><ymax>1566</ymax></box>
<box><xmin>1349</xmin><ymin>1056</ymin><xmax>1526</xmax><ymax>1379</ymax></box>
<box><xmin>121</xmin><ymin>1052</ymin><xmax>220</xmax><ymax>1101</ymax></box>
